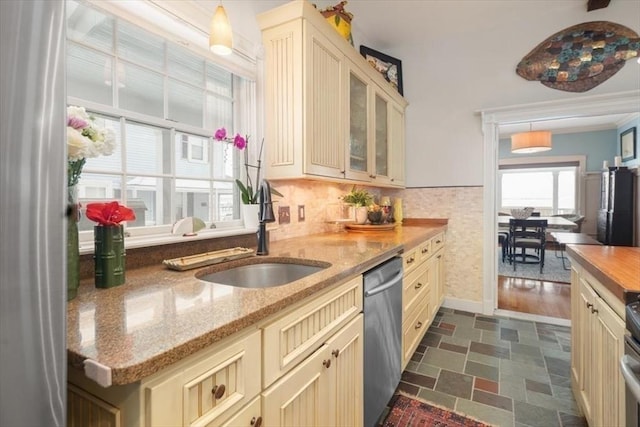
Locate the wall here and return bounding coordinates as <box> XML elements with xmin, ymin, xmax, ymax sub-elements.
<box><xmin>236</xmin><ymin>0</ymin><xmax>638</xmax><ymax>307</ymax></box>
<box><xmin>618</xmin><ymin>116</ymin><xmax>640</xmax><ymax>169</ymax></box>
<box><xmin>385</xmin><ymin>1</ymin><xmax>640</xmax><ymax>187</ymax></box>
<box><xmin>103</xmin><ymin>0</ymin><xmax>640</xmax><ymax>310</ymax></box>
<box><xmin>498</xmin><ymin>129</ymin><xmax>618</xmax><ymax>172</ymax></box>
<box><xmin>267</xmin><ymin>181</ymin><xmax>484</xmax><ymax>304</ymax></box>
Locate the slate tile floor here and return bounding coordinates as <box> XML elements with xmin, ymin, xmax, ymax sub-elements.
<box><xmin>385</xmin><ymin>308</ymin><xmax>587</xmax><ymax>427</ymax></box>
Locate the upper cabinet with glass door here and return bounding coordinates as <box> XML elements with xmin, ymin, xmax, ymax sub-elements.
<box><xmin>258</xmin><ymin>0</ymin><xmax>407</xmax><ymax>188</ymax></box>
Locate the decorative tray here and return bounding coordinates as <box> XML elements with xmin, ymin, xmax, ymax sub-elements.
<box><xmin>163</xmin><ymin>247</ymin><xmax>255</xmax><ymax>271</ymax></box>
<box><xmin>345</xmin><ymin>223</ymin><xmax>397</xmax><ymax>232</ymax></box>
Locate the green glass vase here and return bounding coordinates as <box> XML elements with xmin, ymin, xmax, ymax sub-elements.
<box><xmin>94</xmin><ymin>224</ymin><xmax>126</xmax><ymax>288</ymax></box>
<box><xmin>67</xmin><ymin>185</ymin><xmax>80</xmax><ymax>301</ymax></box>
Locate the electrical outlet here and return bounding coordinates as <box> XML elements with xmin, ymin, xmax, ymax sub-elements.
<box><xmin>278</xmin><ymin>206</ymin><xmax>290</xmax><ymax>224</ymax></box>
<box><xmin>298</xmin><ymin>205</ymin><xmax>305</xmax><ymax>222</ymax></box>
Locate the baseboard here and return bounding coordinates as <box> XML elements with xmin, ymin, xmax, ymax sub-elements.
<box><xmin>442</xmin><ymin>299</ymin><xmax>572</xmax><ymax>327</ymax></box>
<box><xmin>442</xmin><ymin>297</ymin><xmax>484</xmax><ymax>314</ymax></box>
<box><xmin>493</xmin><ymin>309</ymin><xmax>571</xmax><ymax>327</ymax></box>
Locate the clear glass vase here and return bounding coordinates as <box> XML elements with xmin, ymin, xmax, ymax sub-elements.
<box><xmin>67</xmin><ymin>185</ymin><xmax>80</xmax><ymax>301</ymax></box>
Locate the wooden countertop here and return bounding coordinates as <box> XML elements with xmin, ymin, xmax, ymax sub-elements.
<box><xmin>67</xmin><ymin>220</ymin><xmax>446</xmax><ymax>385</ymax></box>
<box><xmin>566</xmin><ymin>245</ymin><xmax>640</xmax><ymax>303</ymax></box>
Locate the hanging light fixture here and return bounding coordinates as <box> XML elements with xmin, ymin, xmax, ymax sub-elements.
<box><xmin>511</xmin><ymin>124</ymin><xmax>552</xmax><ymax>154</ymax></box>
<box><xmin>209</xmin><ymin>2</ymin><xmax>233</xmax><ymax>56</ymax></box>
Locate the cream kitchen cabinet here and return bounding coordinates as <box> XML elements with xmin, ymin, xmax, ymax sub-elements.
<box><xmin>262</xmin><ymin>315</ymin><xmax>363</xmax><ymax>426</ymax></box>
<box><xmin>67</xmin><ymin>327</ymin><xmax>262</xmax><ymax>427</ymax></box>
<box><xmin>430</xmin><ymin>234</ymin><xmax>446</xmax><ymax>321</ymax></box>
<box><xmin>68</xmin><ymin>275</ymin><xmax>363</xmax><ymax>427</ymax></box>
<box><xmin>401</xmin><ymin>232</ymin><xmax>446</xmax><ymax>369</ymax></box>
<box><xmin>570</xmin><ymin>262</ymin><xmax>625</xmax><ymax>427</ymax></box>
<box><xmin>345</xmin><ymin>61</ymin><xmax>405</xmax><ymax>186</ymax></box>
<box><xmin>258</xmin><ymin>0</ymin><xmax>407</xmax><ymax>188</ymax></box>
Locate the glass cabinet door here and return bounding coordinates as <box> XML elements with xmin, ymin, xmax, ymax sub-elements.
<box><xmin>374</xmin><ymin>93</ymin><xmax>388</xmax><ymax>177</ymax></box>
<box><xmin>349</xmin><ymin>72</ymin><xmax>368</xmax><ymax>173</ymax></box>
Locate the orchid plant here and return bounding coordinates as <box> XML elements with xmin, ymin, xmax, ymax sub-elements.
<box><xmin>67</xmin><ymin>106</ymin><xmax>116</xmax><ymax>187</ymax></box>
<box><xmin>214</xmin><ymin>127</ymin><xmax>264</xmax><ymax>205</ymax></box>
<box><xmin>85</xmin><ymin>202</ymin><xmax>136</xmax><ymax>227</ymax></box>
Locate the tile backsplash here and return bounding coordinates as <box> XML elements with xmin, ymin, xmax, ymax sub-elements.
<box><xmin>268</xmin><ymin>181</ymin><xmax>484</xmax><ymax>303</ymax></box>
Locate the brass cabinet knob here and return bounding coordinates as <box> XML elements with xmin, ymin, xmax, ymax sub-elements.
<box><xmin>323</xmin><ymin>359</ymin><xmax>331</xmax><ymax>368</ymax></box>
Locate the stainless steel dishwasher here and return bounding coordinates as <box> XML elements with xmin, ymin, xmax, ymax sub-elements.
<box><xmin>363</xmin><ymin>256</ymin><xmax>403</xmax><ymax>427</ymax></box>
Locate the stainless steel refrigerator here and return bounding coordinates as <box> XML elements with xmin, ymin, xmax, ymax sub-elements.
<box><xmin>1</xmin><ymin>1</ymin><xmax>67</xmax><ymax>425</ymax></box>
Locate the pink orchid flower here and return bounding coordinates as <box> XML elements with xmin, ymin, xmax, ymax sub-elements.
<box><xmin>233</xmin><ymin>134</ymin><xmax>246</xmax><ymax>150</ymax></box>
<box><xmin>214</xmin><ymin>128</ymin><xmax>227</xmax><ymax>141</ymax></box>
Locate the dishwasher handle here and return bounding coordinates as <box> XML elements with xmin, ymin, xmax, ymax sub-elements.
<box><xmin>621</xmin><ymin>355</ymin><xmax>640</xmax><ymax>403</ymax></box>
<box><xmin>364</xmin><ymin>271</ymin><xmax>403</xmax><ymax>297</ymax></box>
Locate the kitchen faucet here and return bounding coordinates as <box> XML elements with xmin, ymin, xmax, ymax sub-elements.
<box><xmin>256</xmin><ymin>179</ymin><xmax>276</xmax><ymax>255</ymax></box>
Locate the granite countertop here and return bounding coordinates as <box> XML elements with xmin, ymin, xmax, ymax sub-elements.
<box><xmin>566</xmin><ymin>245</ymin><xmax>640</xmax><ymax>303</ymax></box>
<box><xmin>67</xmin><ymin>220</ymin><xmax>447</xmax><ymax>385</ymax></box>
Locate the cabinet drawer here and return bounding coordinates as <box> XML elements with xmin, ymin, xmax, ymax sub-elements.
<box><xmin>402</xmin><ymin>295</ymin><xmax>430</xmax><ymax>367</ymax></box>
<box><xmin>402</xmin><ymin>248</ymin><xmax>420</xmax><ymax>275</ymax></box>
<box><xmin>432</xmin><ymin>233</ymin><xmax>445</xmax><ymax>253</ymax></box>
<box><xmin>262</xmin><ymin>275</ymin><xmax>363</xmax><ymax>387</ymax></box>
<box><xmin>402</xmin><ymin>261</ymin><xmax>430</xmax><ymax>321</ymax></box>
<box><xmin>144</xmin><ymin>329</ymin><xmax>261</xmax><ymax>427</ymax></box>
<box><xmin>418</xmin><ymin>240</ymin><xmax>432</xmax><ymax>260</ymax></box>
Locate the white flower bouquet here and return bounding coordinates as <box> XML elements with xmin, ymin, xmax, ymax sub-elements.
<box><xmin>67</xmin><ymin>106</ymin><xmax>116</xmax><ymax>187</ymax></box>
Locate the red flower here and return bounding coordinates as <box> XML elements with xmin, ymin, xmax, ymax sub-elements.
<box><xmin>86</xmin><ymin>202</ymin><xmax>136</xmax><ymax>226</ymax></box>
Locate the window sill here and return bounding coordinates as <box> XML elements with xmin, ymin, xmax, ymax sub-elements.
<box><xmin>79</xmin><ymin>226</ymin><xmax>256</xmax><ymax>255</ymax></box>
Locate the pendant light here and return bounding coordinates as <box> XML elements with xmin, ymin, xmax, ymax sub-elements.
<box><xmin>511</xmin><ymin>124</ymin><xmax>552</xmax><ymax>154</ymax></box>
<box><xmin>209</xmin><ymin>3</ymin><xmax>233</xmax><ymax>56</ymax></box>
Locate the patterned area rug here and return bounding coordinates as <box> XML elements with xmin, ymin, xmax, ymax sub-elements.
<box><xmin>382</xmin><ymin>393</ymin><xmax>493</xmax><ymax>427</ymax></box>
<box><xmin>498</xmin><ymin>249</ymin><xmax>571</xmax><ymax>283</ymax></box>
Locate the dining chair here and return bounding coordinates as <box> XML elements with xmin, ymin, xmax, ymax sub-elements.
<box><xmin>509</xmin><ymin>218</ymin><xmax>548</xmax><ymax>273</ymax></box>
<box><xmin>498</xmin><ymin>231</ymin><xmax>509</xmax><ymax>262</ymax></box>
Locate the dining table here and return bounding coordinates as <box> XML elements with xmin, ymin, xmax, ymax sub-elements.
<box><xmin>497</xmin><ymin>216</ymin><xmax>578</xmax><ymax>231</ymax></box>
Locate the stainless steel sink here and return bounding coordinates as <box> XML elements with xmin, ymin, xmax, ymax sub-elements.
<box><xmin>197</xmin><ymin>258</ymin><xmax>331</xmax><ymax>288</ymax></box>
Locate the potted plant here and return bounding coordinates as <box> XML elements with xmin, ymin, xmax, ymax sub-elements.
<box><xmin>343</xmin><ymin>186</ymin><xmax>373</xmax><ymax>224</ymax></box>
<box><xmin>214</xmin><ymin>128</ymin><xmax>282</xmax><ymax>229</ymax></box>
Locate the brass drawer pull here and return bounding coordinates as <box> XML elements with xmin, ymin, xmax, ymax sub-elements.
<box><xmin>332</xmin><ymin>349</ymin><xmax>340</xmax><ymax>358</ymax></box>
<box><xmin>586</xmin><ymin>302</ymin><xmax>593</xmax><ymax>309</ymax></box>
<box><xmin>591</xmin><ymin>307</ymin><xmax>599</xmax><ymax>314</ymax></box>
<box><xmin>251</xmin><ymin>417</ymin><xmax>263</xmax><ymax>427</ymax></box>
<box><xmin>415</xmin><ymin>321</ymin><xmax>423</xmax><ymax>330</ymax></box>
<box><xmin>421</xmin><ymin>248</ymin><xmax>429</xmax><ymax>254</ymax></box>
<box><xmin>415</xmin><ymin>282</ymin><xmax>423</xmax><ymax>289</ymax></box>
<box><xmin>212</xmin><ymin>384</ymin><xmax>226</xmax><ymax>400</ymax></box>
<box><xmin>436</xmin><ymin>240</ymin><xmax>442</xmax><ymax>244</ymax></box>
<box><xmin>323</xmin><ymin>359</ymin><xmax>331</xmax><ymax>368</ymax></box>
<box><xmin>406</xmin><ymin>257</ymin><xmax>415</xmax><ymax>264</ymax></box>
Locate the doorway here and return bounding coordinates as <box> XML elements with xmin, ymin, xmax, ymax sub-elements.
<box><xmin>480</xmin><ymin>90</ymin><xmax>640</xmax><ymax>325</ymax></box>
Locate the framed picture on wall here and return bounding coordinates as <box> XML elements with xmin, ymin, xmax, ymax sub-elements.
<box><xmin>359</xmin><ymin>45</ymin><xmax>403</xmax><ymax>95</ymax></box>
<box><xmin>620</xmin><ymin>127</ymin><xmax>637</xmax><ymax>162</ymax></box>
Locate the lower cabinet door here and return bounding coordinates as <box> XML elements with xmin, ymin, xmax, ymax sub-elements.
<box><xmin>402</xmin><ymin>297</ymin><xmax>430</xmax><ymax>368</ymax></box>
<box><xmin>218</xmin><ymin>396</ymin><xmax>261</xmax><ymax>427</ymax></box>
<box><xmin>325</xmin><ymin>315</ymin><xmax>363</xmax><ymax>427</ymax></box>
<box><xmin>262</xmin><ymin>344</ymin><xmax>332</xmax><ymax>426</ymax></box>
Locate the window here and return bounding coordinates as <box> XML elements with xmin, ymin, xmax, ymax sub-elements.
<box><xmin>67</xmin><ymin>0</ymin><xmax>253</xmax><ymax>239</ymax></box>
<box><xmin>498</xmin><ymin>164</ymin><xmax>578</xmax><ymax>216</ymax></box>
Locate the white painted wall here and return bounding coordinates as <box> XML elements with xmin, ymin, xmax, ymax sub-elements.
<box><xmin>374</xmin><ymin>1</ymin><xmax>640</xmax><ymax>187</ymax></box>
